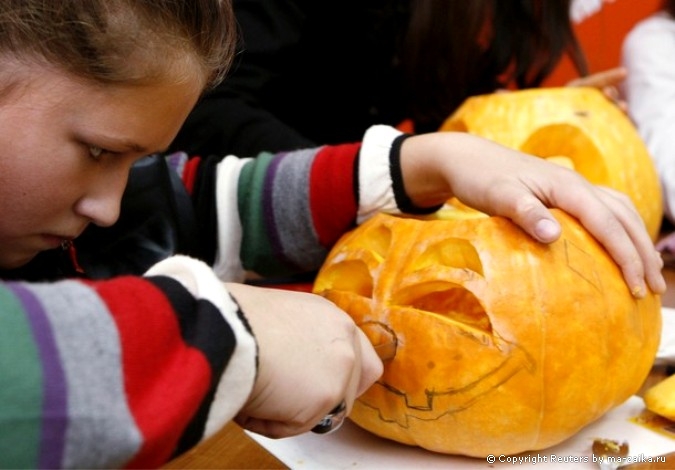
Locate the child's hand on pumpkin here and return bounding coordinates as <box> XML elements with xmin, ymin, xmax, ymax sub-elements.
<box><xmin>225</xmin><ymin>282</ymin><xmax>383</xmax><ymax>438</ymax></box>
<box><xmin>566</xmin><ymin>67</ymin><xmax>628</xmax><ymax>112</ymax></box>
<box><xmin>399</xmin><ymin>131</ymin><xmax>666</xmax><ymax>298</ymax></box>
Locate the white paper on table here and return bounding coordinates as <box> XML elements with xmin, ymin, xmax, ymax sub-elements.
<box><xmin>248</xmin><ymin>397</ymin><xmax>675</xmax><ymax>469</ymax></box>
<box><xmin>248</xmin><ymin>308</ymin><xmax>675</xmax><ymax>469</ymax></box>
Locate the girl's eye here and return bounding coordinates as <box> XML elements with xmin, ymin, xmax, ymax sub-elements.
<box><xmin>89</xmin><ymin>145</ymin><xmax>104</xmax><ymax>160</ymax></box>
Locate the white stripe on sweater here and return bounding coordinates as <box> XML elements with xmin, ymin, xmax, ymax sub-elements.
<box><xmin>213</xmin><ymin>155</ymin><xmax>250</xmax><ymax>282</ymax></box>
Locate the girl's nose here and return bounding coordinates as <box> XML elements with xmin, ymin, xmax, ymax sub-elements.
<box><xmin>73</xmin><ymin>166</ymin><xmax>130</xmax><ymax>227</ymax></box>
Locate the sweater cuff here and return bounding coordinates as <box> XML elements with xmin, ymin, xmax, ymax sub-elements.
<box><xmin>357</xmin><ymin>125</ymin><xmax>404</xmax><ymax>224</ymax></box>
<box><xmin>145</xmin><ymin>255</ymin><xmax>257</xmax><ymax>440</ymax></box>
<box><xmin>389</xmin><ymin>134</ymin><xmax>444</xmax><ymax>215</ymax></box>
<box><xmin>357</xmin><ymin>125</ymin><xmax>442</xmax><ymax>224</ymax></box>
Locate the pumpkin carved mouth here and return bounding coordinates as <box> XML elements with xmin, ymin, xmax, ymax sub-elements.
<box><xmin>395</xmin><ymin>282</ymin><xmax>491</xmax><ymax>333</ymax></box>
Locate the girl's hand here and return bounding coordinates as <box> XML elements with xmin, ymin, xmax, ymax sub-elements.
<box><xmin>567</xmin><ymin>67</ymin><xmax>628</xmax><ymax>112</ymax></box>
<box><xmin>226</xmin><ymin>283</ymin><xmax>383</xmax><ymax>438</ymax></box>
<box><xmin>400</xmin><ymin>131</ymin><xmax>665</xmax><ymax>297</ymax></box>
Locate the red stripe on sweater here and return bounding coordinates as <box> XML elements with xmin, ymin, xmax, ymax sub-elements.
<box><xmin>182</xmin><ymin>156</ymin><xmax>202</xmax><ymax>195</ymax></box>
<box><xmin>92</xmin><ymin>278</ymin><xmax>212</xmax><ymax>468</ymax></box>
<box><xmin>309</xmin><ymin>143</ymin><xmax>360</xmax><ymax>247</ymax></box>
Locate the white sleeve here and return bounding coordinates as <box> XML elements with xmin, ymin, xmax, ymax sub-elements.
<box><xmin>356</xmin><ymin>125</ymin><xmax>404</xmax><ymax>224</ymax></box>
<box><xmin>569</xmin><ymin>0</ymin><xmax>604</xmax><ymax>24</ymax></box>
<box><xmin>622</xmin><ymin>13</ymin><xmax>675</xmax><ymax>223</ymax></box>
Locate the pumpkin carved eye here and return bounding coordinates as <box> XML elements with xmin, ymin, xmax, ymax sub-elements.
<box><xmin>320</xmin><ymin>260</ymin><xmax>374</xmax><ymax>297</ymax></box>
<box><xmin>521</xmin><ymin>124</ymin><xmax>609</xmax><ymax>183</ymax></box>
<box><xmin>397</xmin><ymin>238</ymin><xmax>488</xmax><ymax>329</ymax></box>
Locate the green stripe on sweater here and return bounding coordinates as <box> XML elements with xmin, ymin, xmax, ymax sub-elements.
<box><xmin>238</xmin><ymin>152</ymin><xmax>290</xmax><ymax>276</ymax></box>
<box><xmin>0</xmin><ymin>285</ymin><xmax>44</xmax><ymax>469</ymax></box>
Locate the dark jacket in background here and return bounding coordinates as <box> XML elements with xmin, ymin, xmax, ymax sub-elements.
<box><xmin>170</xmin><ymin>0</ymin><xmax>411</xmax><ymax>158</ymax></box>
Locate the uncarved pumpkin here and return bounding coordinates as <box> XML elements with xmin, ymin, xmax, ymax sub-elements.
<box><xmin>313</xmin><ymin>209</ymin><xmax>661</xmax><ymax>457</ymax></box>
<box><xmin>439</xmin><ymin>87</ymin><xmax>663</xmax><ymax>240</ymax></box>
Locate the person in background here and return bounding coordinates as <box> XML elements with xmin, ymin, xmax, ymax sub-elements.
<box><xmin>622</xmin><ymin>0</ymin><xmax>675</xmax><ymax>255</ymax></box>
<box><xmin>0</xmin><ymin>0</ymin><xmax>663</xmax><ymax>468</ymax></box>
<box><xmin>170</xmin><ymin>0</ymin><xmax>626</xmax><ymax>159</ymax></box>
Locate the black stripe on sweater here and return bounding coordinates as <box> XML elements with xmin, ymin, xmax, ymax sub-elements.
<box><xmin>146</xmin><ymin>275</ymin><xmax>237</xmax><ymax>456</ymax></box>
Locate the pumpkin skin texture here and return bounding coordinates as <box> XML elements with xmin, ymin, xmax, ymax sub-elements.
<box><xmin>439</xmin><ymin>87</ymin><xmax>663</xmax><ymax>240</ymax></box>
<box><xmin>313</xmin><ymin>210</ymin><xmax>661</xmax><ymax>457</ymax></box>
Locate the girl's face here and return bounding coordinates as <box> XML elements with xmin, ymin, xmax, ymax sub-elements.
<box><xmin>0</xmin><ymin>60</ymin><xmax>204</xmax><ymax>269</ymax></box>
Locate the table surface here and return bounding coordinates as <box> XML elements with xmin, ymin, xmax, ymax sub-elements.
<box><xmin>163</xmin><ymin>267</ymin><xmax>675</xmax><ymax>470</ymax></box>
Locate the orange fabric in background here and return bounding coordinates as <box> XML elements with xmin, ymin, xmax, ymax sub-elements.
<box><xmin>545</xmin><ymin>0</ymin><xmax>663</xmax><ymax>86</ymax></box>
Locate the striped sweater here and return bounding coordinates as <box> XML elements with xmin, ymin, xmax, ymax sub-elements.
<box><xmin>0</xmin><ymin>125</ymin><xmax>438</xmax><ymax>468</ymax></box>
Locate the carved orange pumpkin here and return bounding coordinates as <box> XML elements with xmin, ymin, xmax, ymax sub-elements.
<box><xmin>439</xmin><ymin>87</ymin><xmax>663</xmax><ymax>240</ymax></box>
<box><xmin>313</xmin><ymin>209</ymin><xmax>661</xmax><ymax>457</ymax></box>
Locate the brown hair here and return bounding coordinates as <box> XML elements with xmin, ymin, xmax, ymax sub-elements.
<box><xmin>0</xmin><ymin>0</ymin><xmax>236</xmax><ymax>90</ymax></box>
<box><xmin>401</xmin><ymin>0</ymin><xmax>588</xmax><ymax>132</ymax></box>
